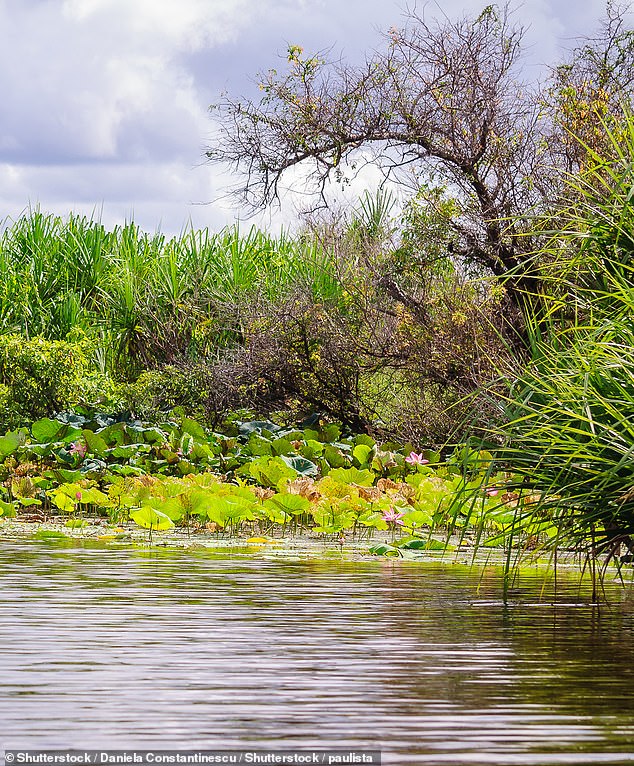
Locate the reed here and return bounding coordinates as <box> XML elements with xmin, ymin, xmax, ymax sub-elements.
<box><xmin>490</xmin><ymin>110</ymin><xmax>634</xmax><ymax>559</ymax></box>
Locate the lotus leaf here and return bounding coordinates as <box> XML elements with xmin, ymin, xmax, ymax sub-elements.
<box><xmin>130</xmin><ymin>506</ymin><xmax>174</xmax><ymax>531</ymax></box>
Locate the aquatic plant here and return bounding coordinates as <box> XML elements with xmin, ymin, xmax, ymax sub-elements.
<box><xmin>487</xmin><ymin>111</ymin><xmax>634</xmax><ymax>572</ymax></box>
<box><xmin>0</xmin><ymin>411</ymin><xmax>515</xmax><ymax>543</ymax></box>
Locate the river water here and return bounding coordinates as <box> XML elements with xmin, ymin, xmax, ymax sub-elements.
<box><xmin>1</xmin><ymin>539</ymin><xmax>634</xmax><ymax>764</ymax></box>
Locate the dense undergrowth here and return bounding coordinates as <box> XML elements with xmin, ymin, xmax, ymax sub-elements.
<box><xmin>0</xmin><ymin>198</ymin><xmax>509</xmax><ymax>443</ymax></box>
<box><xmin>1</xmin><ymin>114</ymin><xmax>634</xmax><ymax>573</ymax></box>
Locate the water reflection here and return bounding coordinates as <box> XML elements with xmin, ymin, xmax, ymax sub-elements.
<box><xmin>1</xmin><ymin>540</ymin><xmax>634</xmax><ymax>764</ymax></box>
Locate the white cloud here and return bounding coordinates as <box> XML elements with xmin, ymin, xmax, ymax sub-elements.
<box><xmin>62</xmin><ymin>0</ymin><xmax>256</xmax><ymax>49</ymax></box>
<box><xmin>0</xmin><ymin>0</ymin><xmax>630</xmax><ymax>236</ymax></box>
<box><xmin>0</xmin><ymin>0</ymin><xmax>255</xmax><ymax>165</ymax></box>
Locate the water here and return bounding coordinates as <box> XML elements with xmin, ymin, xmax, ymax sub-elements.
<box><xmin>2</xmin><ymin>539</ymin><xmax>634</xmax><ymax>764</ymax></box>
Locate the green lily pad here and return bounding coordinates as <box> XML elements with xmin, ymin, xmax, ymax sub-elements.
<box><xmin>368</xmin><ymin>543</ymin><xmax>402</xmax><ymax>557</ymax></box>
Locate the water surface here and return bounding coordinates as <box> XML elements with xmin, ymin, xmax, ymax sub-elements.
<box><xmin>1</xmin><ymin>539</ymin><xmax>634</xmax><ymax>764</ymax></box>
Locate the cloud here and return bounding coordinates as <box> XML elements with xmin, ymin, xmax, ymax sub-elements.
<box><xmin>0</xmin><ymin>0</ymin><xmax>630</xmax><ymax>236</ymax></box>
<box><xmin>61</xmin><ymin>0</ymin><xmax>256</xmax><ymax>50</ymax></box>
<box><xmin>0</xmin><ymin>0</ymin><xmax>260</xmax><ymax>165</ymax></box>
<box><xmin>0</xmin><ymin>158</ymin><xmax>235</xmax><ymax>233</ymax></box>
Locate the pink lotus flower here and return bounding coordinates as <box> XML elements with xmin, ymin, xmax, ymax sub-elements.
<box><xmin>382</xmin><ymin>507</ymin><xmax>406</xmax><ymax>525</ymax></box>
<box><xmin>484</xmin><ymin>487</ymin><xmax>499</xmax><ymax>497</ymax></box>
<box><xmin>75</xmin><ymin>491</ymin><xmax>83</xmax><ymax>502</ymax></box>
<box><xmin>69</xmin><ymin>441</ymin><xmax>87</xmax><ymax>459</ymax></box>
<box><xmin>405</xmin><ymin>451</ymin><xmax>429</xmax><ymax>466</ymax></box>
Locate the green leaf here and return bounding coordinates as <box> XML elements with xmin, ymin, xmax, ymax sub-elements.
<box><xmin>16</xmin><ymin>497</ymin><xmax>41</xmax><ymax>507</ymax></box>
<box><xmin>368</xmin><ymin>543</ymin><xmax>402</xmax><ymax>557</ymax></box>
<box><xmin>148</xmin><ymin>496</ymin><xmax>184</xmax><ymax>522</ymax></box>
<box><xmin>0</xmin><ymin>498</ymin><xmax>16</xmax><ymax>517</ymax></box>
<box><xmin>353</xmin><ymin>444</ymin><xmax>373</xmax><ymax>465</ymax></box>
<box><xmin>329</xmin><ymin>467</ymin><xmax>375</xmax><ymax>486</ymax></box>
<box><xmin>248</xmin><ymin>434</ymin><xmax>273</xmax><ymax>456</ymax></box>
<box><xmin>143</xmin><ymin>427</ymin><xmax>169</xmax><ymax>444</ymax></box>
<box><xmin>223</xmin><ymin>497</ymin><xmax>258</xmax><ymax>521</ymax></box>
<box><xmin>49</xmin><ymin>485</ymin><xmax>79</xmax><ymax>513</ymax></box>
<box><xmin>80</xmin><ymin>458</ymin><xmax>108</xmax><ymax>477</ymax></box>
<box><xmin>424</xmin><ymin>450</ymin><xmax>441</xmax><ymax>464</ymax></box>
<box><xmin>78</xmin><ymin>487</ymin><xmax>110</xmax><ymax>506</ymax></box>
<box><xmin>201</xmin><ymin>495</ymin><xmax>230</xmax><ymax>526</ymax></box>
<box><xmin>353</xmin><ymin>434</ymin><xmax>376</xmax><ymax>448</ymax></box>
<box><xmin>357</xmin><ymin>510</ymin><xmax>386</xmax><ymax>529</ymax></box>
<box><xmin>181</xmin><ymin>418</ymin><xmax>206</xmax><ymax>441</ymax></box>
<box><xmin>300</xmin><ymin>439</ymin><xmax>324</xmax><ymax>460</ymax></box>
<box><xmin>186</xmin><ymin>488</ymin><xmax>219</xmax><ymax>518</ymax></box>
<box><xmin>265</xmin><ymin>493</ymin><xmax>311</xmax><ymax>515</ymax></box>
<box><xmin>398</xmin><ymin>538</ymin><xmax>451</xmax><ymax>551</ymax></box>
<box><xmin>108</xmin><ymin>464</ymin><xmax>145</xmax><ymax>477</ymax></box>
<box><xmin>319</xmin><ymin>424</ymin><xmax>341</xmax><ymax>443</ymax></box>
<box><xmin>55</xmin><ymin>412</ymin><xmax>87</xmax><ymax>428</ymax></box>
<box><xmin>107</xmin><ymin>443</ymin><xmax>151</xmax><ymax>459</ymax></box>
<box><xmin>0</xmin><ymin>430</ymin><xmax>25</xmax><ymax>461</ymax></box>
<box><xmin>401</xmin><ymin>509</ymin><xmax>433</xmax><ymax>528</ymax></box>
<box><xmin>31</xmin><ymin>418</ymin><xmax>63</xmax><ymax>443</ymax></box>
<box><xmin>44</xmin><ymin>468</ymin><xmax>83</xmax><ymax>483</ymax></box>
<box><xmin>243</xmin><ymin>456</ymin><xmax>297</xmax><ymax>488</ymax></box>
<box><xmin>272</xmin><ymin>437</ymin><xmax>294</xmax><ymax>456</ymax></box>
<box><xmin>82</xmin><ymin>429</ymin><xmax>109</xmax><ymax>457</ymax></box>
<box><xmin>280</xmin><ymin>455</ymin><xmax>318</xmax><ymax>476</ymax></box>
<box><xmin>19</xmin><ymin>443</ymin><xmax>54</xmax><ymax>458</ymax></box>
<box><xmin>96</xmin><ymin>422</ymin><xmax>126</xmax><ymax>446</ymax></box>
<box><xmin>324</xmin><ymin>444</ymin><xmax>346</xmax><ymax>468</ymax></box>
<box><xmin>130</xmin><ymin>506</ymin><xmax>174</xmax><ymax>531</ymax></box>
<box><xmin>263</xmin><ymin>503</ymin><xmax>289</xmax><ymax>524</ymax></box>
<box><xmin>278</xmin><ymin>429</ymin><xmax>305</xmax><ymax>441</ymax></box>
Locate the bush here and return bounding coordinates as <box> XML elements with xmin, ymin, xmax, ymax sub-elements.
<box><xmin>120</xmin><ymin>365</ymin><xmax>213</xmax><ymax>423</ymax></box>
<box><xmin>0</xmin><ymin>334</ymin><xmax>113</xmax><ymax>429</ymax></box>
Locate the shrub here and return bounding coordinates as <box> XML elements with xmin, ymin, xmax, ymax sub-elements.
<box><xmin>0</xmin><ymin>334</ymin><xmax>112</xmax><ymax>429</ymax></box>
<box><xmin>120</xmin><ymin>365</ymin><xmax>213</xmax><ymax>423</ymax></box>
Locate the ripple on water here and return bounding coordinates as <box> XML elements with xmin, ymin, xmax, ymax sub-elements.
<box><xmin>1</xmin><ymin>540</ymin><xmax>634</xmax><ymax>765</ymax></box>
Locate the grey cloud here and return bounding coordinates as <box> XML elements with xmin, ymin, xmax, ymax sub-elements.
<box><xmin>0</xmin><ymin>0</ymin><xmax>629</xmax><ymax>235</ymax></box>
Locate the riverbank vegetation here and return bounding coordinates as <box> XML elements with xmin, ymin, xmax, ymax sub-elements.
<box><xmin>1</xmin><ymin>3</ymin><xmax>633</xmax><ymax>577</ymax></box>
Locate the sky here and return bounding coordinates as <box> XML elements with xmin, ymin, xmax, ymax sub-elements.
<box><xmin>0</xmin><ymin>0</ymin><xmax>625</xmax><ymax>236</ymax></box>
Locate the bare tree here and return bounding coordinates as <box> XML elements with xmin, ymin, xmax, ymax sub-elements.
<box><xmin>207</xmin><ymin>2</ymin><xmax>634</xmax><ymax>314</ymax></box>
<box><xmin>207</xmin><ymin>4</ymin><xmax>542</xmax><ymax>304</ymax></box>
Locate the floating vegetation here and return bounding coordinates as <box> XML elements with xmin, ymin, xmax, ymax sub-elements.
<box><xmin>0</xmin><ymin>410</ymin><xmax>540</xmax><ymax>554</ymax></box>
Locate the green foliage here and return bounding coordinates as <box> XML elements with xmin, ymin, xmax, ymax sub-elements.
<box><xmin>491</xmin><ymin>111</ymin><xmax>634</xmax><ymax>555</ymax></box>
<box><xmin>0</xmin><ymin>408</ymin><xmax>519</xmax><ymax>543</ymax></box>
<box><xmin>0</xmin><ymin>206</ymin><xmax>512</xmax><ymax>439</ymax></box>
<box><xmin>130</xmin><ymin>507</ymin><xmax>174</xmax><ymax>532</ymax></box>
<box><xmin>0</xmin><ymin>334</ymin><xmax>113</xmax><ymax>429</ymax></box>
<box><xmin>0</xmin><ymin>213</ymin><xmax>345</xmax><ymax>376</ymax></box>
<box><xmin>120</xmin><ymin>366</ymin><xmax>211</xmax><ymax>422</ymax></box>
<box><xmin>328</xmin><ymin>467</ymin><xmax>375</xmax><ymax>486</ymax></box>
<box><xmin>0</xmin><ymin>498</ymin><xmax>16</xmax><ymax>517</ymax></box>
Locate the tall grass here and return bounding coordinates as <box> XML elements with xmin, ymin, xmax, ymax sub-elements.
<box><xmin>0</xmin><ymin>212</ymin><xmax>344</xmax><ymax>375</ymax></box>
<box><xmin>490</xmin><ymin>111</ymin><xmax>634</xmax><ymax>561</ymax></box>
